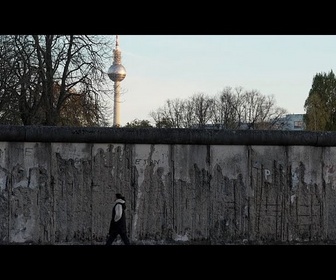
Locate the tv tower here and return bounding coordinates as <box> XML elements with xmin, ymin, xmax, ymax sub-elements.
<box><xmin>107</xmin><ymin>35</ymin><xmax>126</xmax><ymax>127</ymax></box>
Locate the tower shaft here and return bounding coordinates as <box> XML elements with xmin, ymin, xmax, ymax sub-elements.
<box><xmin>113</xmin><ymin>81</ymin><xmax>121</xmax><ymax>127</ymax></box>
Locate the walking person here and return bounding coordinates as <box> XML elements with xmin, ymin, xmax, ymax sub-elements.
<box><xmin>106</xmin><ymin>193</ymin><xmax>130</xmax><ymax>245</ymax></box>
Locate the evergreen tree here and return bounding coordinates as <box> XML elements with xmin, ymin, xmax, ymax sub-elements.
<box><xmin>304</xmin><ymin>70</ymin><xmax>336</xmax><ymax>131</ymax></box>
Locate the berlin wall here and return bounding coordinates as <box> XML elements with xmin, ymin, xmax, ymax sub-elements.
<box><xmin>1</xmin><ymin>125</ymin><xmax>336</xmax><ymax>245</ymax></box>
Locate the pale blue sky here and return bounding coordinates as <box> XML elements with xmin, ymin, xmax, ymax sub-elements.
<box><xmin>103</xmin><ymin>35</ymin><xmax>336</xmax><ymax>126</ymax></box>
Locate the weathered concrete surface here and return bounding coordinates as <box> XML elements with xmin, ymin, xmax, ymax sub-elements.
<box><xmin>1</xmin><ymin>126</ymin><xmax>336</xmax><ymax>245</ymax></box>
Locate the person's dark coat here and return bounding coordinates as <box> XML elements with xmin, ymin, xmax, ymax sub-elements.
<box><xmin>109</xmin><ymin>198</ymin><xmax>127</xmax><ymax>234</ymax></box>
<box><xmin>106</xmin><ymin>194</ymin><xmax>130</xmax><ymax>245</ymax></box>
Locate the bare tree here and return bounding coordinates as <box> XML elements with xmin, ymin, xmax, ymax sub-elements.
<box><xmin>211</xmin><ymin>86</ymin><xmax>245</xmax><ymax>129</ymax></box>
<box><xmin>242</xmin><ymin>90</ymin><xmax>287</xmax><ymax>129</ymax></box>
<box><xmin>150</xmin><ymin>86</ymin><xmax>287</xmax><ymax>129</ymax></box>
<box><xmin>150</xmin><ymin>98</ymin><xmax>186</xmax><ymax>128</ymax></box>
<box><xmin>0</xmin><ymin>35</ymin><xmax>113</xmax><ymax>126</ymax></box>
<box><xmin>150</xmin><ymin>93</ymin><xmax>213</xmax><ymax>128</ymax></box>
<box><xmin>190</xmin><ymin>92</ymin><xmax>213</xmax><ymax>128</ymax></box>
<box><xmin>0</xmin><ymin>36</ymin><xmax>25</xmax><ymax>124</ymax></box>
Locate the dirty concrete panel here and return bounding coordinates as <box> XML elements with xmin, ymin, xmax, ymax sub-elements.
<box><xmin>119</xmin><ymin>144</ymin><xmax>134</xmax><ymax>240</ymax></box>
<box><xmin>0</xmin><ymin>142</ymin><xmax>9</xmax><ymax>243</ymax></box>
<box><xmin>5</xmin><ymin>142</ymin><xmax>52</xmax><ymax>244</ymax></box>
<box><xmin>172</xmin><ymin>145</ymin><xmax>210</xmax><ymax>242</ymax></box>
<box><xmin>250</xmin><ymin>146</ymin><xmax>289</xmax><ymax>242</ymax></box>
<box><xmin>91</xmin><ymin>144</ymin><xmax>112</xmax><ymax>243</ymax></box>
<box><xmin>131</xmin><ymin>144</ymin><xmax>173</xmax><ymax>242</ymax></box>
<box><xmin>322</xmin><ymin>147</ymin><xmax>336</xmax><ymax>240</ymax></box>
<box><xmin>32</xmin><ymin>142</ymin><xmax>52</xmax><ymax>244</ymax></box>
<box><xmin>209</xmin><ymin>145</ymin><xmax>249</xmax><ymax>244</ymax></box>
<box><xmin>288</xmin><ymin>146</ymin><xmax>324</xmax><ymax>242</ymax></box>
<box><xmin>91</xmin><ymin>143</ymin><xmax>132</xmax><ymax>244</ymax></box>
<box><xmin>51</xmin><ymin>143</ymin><xmax>92</xmax><ymax>244</ymax></box>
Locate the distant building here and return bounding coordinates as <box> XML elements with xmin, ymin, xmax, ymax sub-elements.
<box><xmin>277</xmin><ymin>114</ymin><xmax>305</xmax><ymax>131</ymax></box>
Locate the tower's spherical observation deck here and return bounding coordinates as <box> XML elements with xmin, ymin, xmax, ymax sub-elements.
<box><xmin>107</xmin><ymin>64</ymin><xmax>126</xmax><ymax>82</ymax></box>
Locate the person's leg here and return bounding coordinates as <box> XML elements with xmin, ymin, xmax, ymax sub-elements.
<box><xmin>119</xmin><ymin>231</ymin><xmax>130</xmax><ymax>245</ymax></box>
<box><xmin>106</xmin><ymin>230</ymin><xmax>118</xmax><ymax>245</ymax></box>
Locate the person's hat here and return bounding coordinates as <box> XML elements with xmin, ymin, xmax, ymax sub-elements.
<box><xmin>116</xmin><ymin>193</ymin><xmax>123</xmax><ymax>199</ymax></box>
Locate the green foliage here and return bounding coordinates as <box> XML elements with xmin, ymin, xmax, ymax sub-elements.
<box><xmin>304</xmin><ymin>70</ymin><xmax>336</xmax><ymax>131</ymax></box>
<box><xmin>124</xmin><ymin>119</ymin><xmax>153</xmax><ymax>128</ymax></box>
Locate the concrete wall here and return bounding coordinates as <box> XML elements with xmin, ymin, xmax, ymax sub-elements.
<box><xmin>1</xmin><ymin>125</ymin><xmax>336</xmax><ymax>245</ymax></box>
